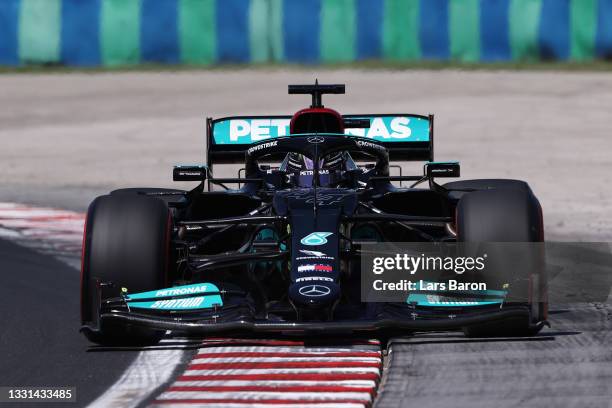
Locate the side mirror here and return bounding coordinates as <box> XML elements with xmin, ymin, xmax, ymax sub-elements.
<box><xmin>173</xmin><ymin>165</ymin><xmax>208</xmax><ymax>181</ymax></box>
<box><xmin>424</xmin><ymin>161</ymin><xmax>460</xmax><ymax>178</ymax></box>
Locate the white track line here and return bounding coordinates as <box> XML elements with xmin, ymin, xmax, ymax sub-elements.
<box><xmin>87</xmin><ymin>340</ymin><xmax>187</xmax><ymax>408</ymax></box>
<box><xmin>195</xmin><ymin>346</ymin><xmax>382</xmax><ymax>354</ymax></box>
<box><xmin>188</xmin><ymin>357</ymin><xmax>381</xmax><ymax>362</ymax></box>
<box><xmin>0</xmin><ymin>202</ymin><xmax>85</xmax><ymax>268</ymax></box>
<box><xmin>153</xmin><ymin>404</ymin><xmax>365</xmax><ymax>408</ymax></box>
<box><xmin>183</xmin><ymin>368</ymin><xmax>381</xmax><ymax>375</ymax></box>
<box><xmin>157</xmin><ymin>391</ymin><xmax>372</xmax><ymax>401</ymax></box>
<box><xmin>172</xmin><ymin>380</ymin><xmax>378</xmax><ymax>387</ymax></box>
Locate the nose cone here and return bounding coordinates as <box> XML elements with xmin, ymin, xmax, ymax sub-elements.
<box><xmin>275</xmin><ymin>189</ymin><xmax>357</xmax><ymax>312</ymax></box>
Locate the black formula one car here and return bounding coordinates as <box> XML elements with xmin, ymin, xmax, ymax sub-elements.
<box><xmin>81</xmin><ymin>83</ymin><xmax>548</xmax><ymax>345</ymax></box>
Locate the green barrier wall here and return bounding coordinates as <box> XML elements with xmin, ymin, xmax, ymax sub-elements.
<box><xmin>0</xmin><ymin>0</ymin><xmax>611</xmax><ymax>66</ymax></box>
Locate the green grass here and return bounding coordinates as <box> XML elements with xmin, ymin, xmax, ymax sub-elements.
<box><xmin>1</xmin><ymin>60</ymin><xmax>612</xmax><ymax>74</ymax></box>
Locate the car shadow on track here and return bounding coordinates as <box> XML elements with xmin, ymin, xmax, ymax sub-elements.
<box><xmin>387</xmin><ymin>330</ymin><xmax>581</xmax><ymax>347</ymax></box>
<box><xmin>87</xmin><ymin>340</ymin><xmax>205</xmax><ymax>353</ymax></box>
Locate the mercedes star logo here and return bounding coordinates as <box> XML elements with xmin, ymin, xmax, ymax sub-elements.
<box><xmin>298</xmin><ymin>284</ymin><xmax>331</xmax><ymax>297</ymax></box>
<box><xmin>307</xmin><ymin>136</ymin><xmax>324</xmax><ymax>144</ymax></box>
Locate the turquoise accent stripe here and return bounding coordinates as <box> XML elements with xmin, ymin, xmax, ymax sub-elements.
<box><xmin>407</xmin><ymin>293</ymin><xmax>504</xmax><ymax>307</ymax></box>
<box><xmin>0</xmin><ymin>0</ymin><xmax>20</xmax><ymax>65</ymax></box>
<box><xmin>406</xmin><ymin>282</ymin><xmax>508</xmax><ymax>307</ymax></box>
<box><xmin>18</xmin><ymin>0</ymin><xmax>61</xmax><ymax>63</ymax></box>
<box><xmin>126</xmin><ymin>283</ymin><xmax>219</xmax><ymax>300</ymax></box>
<box><xmin>127</xmin><ymin>283</ymin><xmax>223</xmax><ymax>310</ymax></box>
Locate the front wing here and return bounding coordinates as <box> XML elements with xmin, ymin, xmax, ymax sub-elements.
<box><xmin>81</xmin><ymin>283</ymin><xmax>544</xmax><ymax>337</ymax></box>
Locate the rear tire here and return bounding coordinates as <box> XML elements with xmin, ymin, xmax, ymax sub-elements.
<box><xmin>456</xmin><ymin>184</ymin><xmax>546</xmax><ymax>337</ymax></box>
<box><xmin>81</xmin><ymin>194</ymin><xmax>171</xmax><ymax>345</ymax></box>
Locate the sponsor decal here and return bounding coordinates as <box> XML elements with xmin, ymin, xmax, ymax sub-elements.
<box><xmin>126</xmin><ymin>283</ymin><xmax>223</xmax><ymax>310</ymax></box>
<box><xmin>299</xmin><ymin>169</ymin><xmax>330</xmax><ymax>176</ymax></box>
<box><xmin>155</xmin><ymin>284</ymin><xmax>212</xmax><ymax>297</ymax></box>
<box><xmin>310</xmin><ymin>194</ymin><xmax>345</xmax><ymax>206</ymax></box>
<box><xmin>307</xmin><ymin>136</ymin><xmax>325</xmax><ymax>144</ymax></box>
<box><xmin>406</xmin><ymin>292</ymin><xmax>503</xmax><ymax>307</ymax></box>
<box><xmin>128</xmin><ymin>295</ymin><xmax>223</xmax><ymax>310</ymax></box>
<box><xmin>346</xmin><ymin>117</ymin><xmax>416</xmax><ymax>139</ymax></box>
<box><xmin>298</xmin><ymin>284</ymin><xmax>332</xmax><ymax>297</ymax></box>
<box><xmin>212</xmin><ymin>116</ymin><xmax>430</xmax><ymax>145</ymax></box>
<box><xmin>299</xmin><ymin>249</ymin><xmax>327</xmax><ymax>257</ymax></box>
<box><xmin>126</xmin><ymin>283</ymin><xmax>216</xmax><ymax>300</ymax></box>
<box><xmin>296</xmin><ymin>276</ymin><xmax>334</xmax><ymax>283</ymax></box>
<box><xmin>247</xmin><ymin>140</ymin><xmax>278</xmax><ymax>155</ymax></box>
<box><xmin>297</xmin><ymin>264</ymin><xmax>333</xmax><ymax>273</ymax></box>
<box><xmin>151</xmin><ymin>297</ymin><xmax>205</xmax><ymax>309</ymax></box>
<box><xmin>296</xmin><ymin>256</ymin><xmax>335</xmax><ymax>261</ymax></box>
<box><xmin>356</xmin><ymin>140</ymin><xmax>385</xmax><ymax>151</ymax></box>
<box><xmin>296</xmin><ymin>249</ymin><xmax>335</xmax><ymax>260</ymax></box>
<box><xmin>285</xmin><ymin>191</ymin><xmax>346</xmax><ymax>206</ymax></box>
<box><xmin>300</xmin><ymin>232</ymin><xmax>333</xmax><ymax>246</ymax></box>
<box><xmin>228</xmin><ymin>119</ymin><xmax>291</xmax><ymax>142</ymax></box>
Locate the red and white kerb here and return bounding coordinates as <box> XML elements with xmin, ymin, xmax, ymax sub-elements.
<box><xmin>152</xmin><ymin>338</ymin><xmax>382</xmax><ymax>408</ymax></box>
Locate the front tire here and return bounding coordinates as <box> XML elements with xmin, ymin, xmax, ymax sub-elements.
<box><xmin>455</xmin><ymin>184</ymin><xmax>546</xmax><ymax>337</ymax></box>
<box><xmin>81</xmin><ymin>194</ymin><xmax>172</xmax><ymax>345</ymax></box>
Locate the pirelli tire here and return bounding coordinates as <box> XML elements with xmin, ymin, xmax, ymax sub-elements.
<box><xmin>81</xmin><ymin>194</ymin><xmax>172</xmax><ymax>345</ymax></box>
<box><xmin>455</xmin><ymin>182</ymin><xmax>546</xmax><ymax>337</ymax></box>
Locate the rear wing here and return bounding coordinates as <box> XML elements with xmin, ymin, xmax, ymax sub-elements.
<box><xmin>206</xmin><ymin>114</ymin><xmax>433</xmax><ymax>167</ymax></box>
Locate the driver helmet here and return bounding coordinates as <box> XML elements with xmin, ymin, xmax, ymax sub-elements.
<box><xmin>284</xmin><ymin>152</ymin><xmax>345</xmax><ymax>187</ymax></box>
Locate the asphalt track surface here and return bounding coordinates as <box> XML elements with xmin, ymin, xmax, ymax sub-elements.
<box><xmin>0</xmin><ymin>69</ymin><xmax>611</xmax><ymax>407</ymax></box>
<box><xmin>375</xmin><ymin>305</ymin><xmax>612</xmax><ymax>408</ymax></box>
<box><xmin>0</xmin><ymin>238</ymin><xmax>139</xmax><ymax>407</ymax></box>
